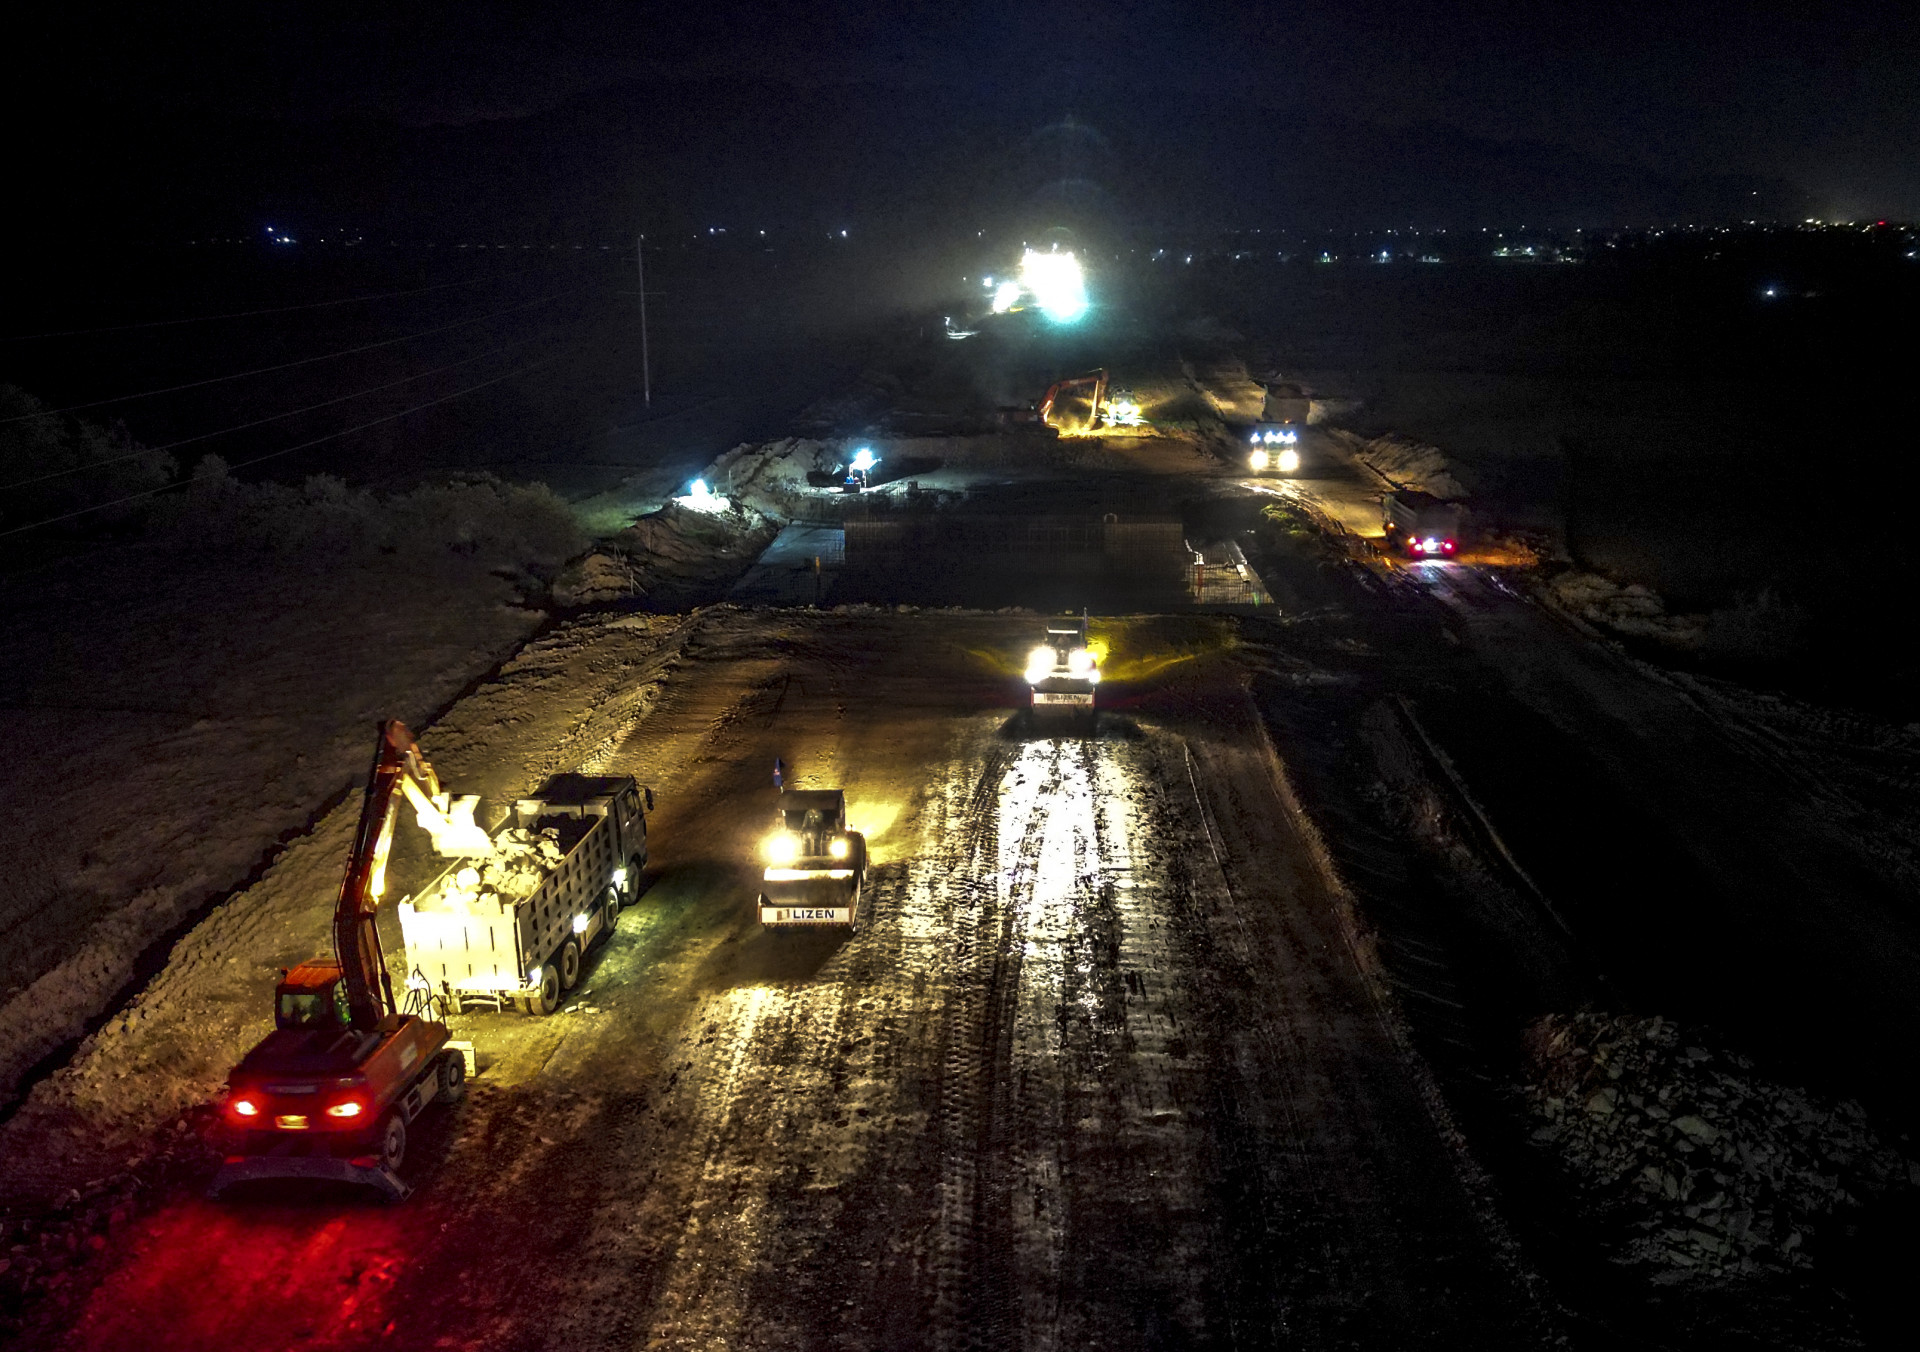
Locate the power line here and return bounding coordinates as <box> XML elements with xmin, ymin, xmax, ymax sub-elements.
<box><xmin>0</xmin><ymin>335</ymin><xmax>541</xmax><ymax>493</ymax></box>
<box><xmin>0</xmin><ymin>260</ymin><xmax>575</xmax><ymax>343</ymax></box>
<box><xmin>0</xmin><ymin>282</ymin><xmax>594</xmax><ymax>426</ymax></box>
<box><xmin>0</xmin><ymin>346</ymin><xmax>573</xmax><ymax>541</ymax></box>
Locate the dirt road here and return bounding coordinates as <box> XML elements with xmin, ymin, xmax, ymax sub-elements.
<box><xmin>26</xmin><ymin>610</ymin><xmax>1544</xmax><ymax>1350</ymax></box>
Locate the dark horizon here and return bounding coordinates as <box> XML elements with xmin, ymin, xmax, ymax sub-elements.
<box><xmin>11</xmin><ymin>1</ymin><xmax>1919</xmax><ymax>254</ymax></box>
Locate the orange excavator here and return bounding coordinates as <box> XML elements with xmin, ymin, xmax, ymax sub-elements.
<box><xmin>1038</xmin><ymin>368</ymin><xmax>1110</xmax><ymax>434</ymax></box>
<box><xmin>210</xmin><ymin>720</ymin><xmax>483</xmax><ymax>1201</ymax></box>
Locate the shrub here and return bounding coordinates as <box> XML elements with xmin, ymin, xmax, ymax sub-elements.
<box><xmin>1699</xmin><ymin>589</ymin><xmax>1810</xmax><ymax>666</ymax></box>
<box><xmin>153</xmin><ymin>459</ymin><xmax>584</xmax><ymax>577</ymax></box>
<box><xmin>0</xmin><ymin>384</ymin><xmax>174</xmax><ymax>533</ymax></box>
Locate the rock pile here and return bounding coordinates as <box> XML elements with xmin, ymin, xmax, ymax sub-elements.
<box><xmin>553</xmin><ymin>498</ymin><xmax>779</xmax><ymax>609</ymax></box>
<box><xmin>1326</xmin><ymin>429</ymin><xmax>1470</xmax><ymax>500</ymax></box>
<box><xmin>1544</xmin><ymin>571</ymin><xmax>1704</xmax><ymax>648</ymax></box>
<box><xmin>430</xmin><ymin>828</ymin><xmax>563</xmax><ymax>911</ymax></box>
<box><xmin>1523</xmin><ymin>1012</ymin><xmax>1916</xmax><ymax>1281</ymax></box>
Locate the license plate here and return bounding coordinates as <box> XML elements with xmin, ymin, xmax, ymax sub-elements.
<box><xmin>763</xmin><ymin>907</ymin><xmax>849</xmax><ymax>925</ymax></box>
<box><xmin>1033</xmin><ymin>692</ymin><xmax>1092</xmax><ymax>706</ymax></box>
<box><xmin>275</xmin><ymin>1115</ymin><xmax>310</xmax><ymax>1131</ymax></box>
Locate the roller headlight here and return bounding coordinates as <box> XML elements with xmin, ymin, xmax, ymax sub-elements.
<box><xmin>829</xmin><ymin>836</ymin><xmax>851</xmax><ymax>859</ymax></box>
<box><xmin>766</xmin><ymin>832</ymin><xmax>800</xmax><ymax>864</ymax></box>
<box><xmin>1025</xmin><ymin>645</ymin><xmax>1056</xmax><ymax>685</ymax></box>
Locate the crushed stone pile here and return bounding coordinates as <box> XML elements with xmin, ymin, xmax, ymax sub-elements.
<box><xmin>1523</xmin><ymin>1012</ymin><xmax>1917</xmax><ymax>1282</ymax></box>
<box><xmin>427</xmin><ymin>827</ymin><xmax>562</xmax><ymax>912</ymax></box>
<box><xmin>1329</xmin><ymin>429</ymin><xmax>1469</xmax><ymax>500</ymax></box>
<box><xmin>706</xmin><ymin>437</ymin><xmax>840</xmax><ymax>516</ymax></box>
<box><xmin>553</xmin><ymin>499</ymin><xmax>778</xmax><ymax>608</ymax></box>
<box><xmin>1544</xmin><ymin>571</ymin><xmax>1704</xmax><ymax>647</ymax></box>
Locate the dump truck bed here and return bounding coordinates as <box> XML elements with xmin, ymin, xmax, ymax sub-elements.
<box><xmin>401</xmin><ymin>804</ymin><xmax>621</xmax><ymax>997</ymax></box>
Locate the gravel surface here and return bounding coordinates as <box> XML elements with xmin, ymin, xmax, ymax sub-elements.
<box><xmin>1523</xmin><ymin>1012</ymin><xmax>1918</xmax><ymax>1282</ymax></box>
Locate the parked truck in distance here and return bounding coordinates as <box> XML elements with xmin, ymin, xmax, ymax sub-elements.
<box><xmin>759</xmin><ymin>789</ymin><xmax>868</xmax><ymax>930</ymax></box>
<box><xmin>1381</xmin><ymin>490</ymin><xmax>1466</xmax><ymax>558</ymax></box>
<box><xmin>400</xmin><ymin>774</ymin><xmax>651</xmax><ymax>1016</ymax></box>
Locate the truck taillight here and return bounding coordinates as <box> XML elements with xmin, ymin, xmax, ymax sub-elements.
<box><xmin>326</xmin><ymin>1100</ymin><xmax>363</xmax><ymax>1119</ymax></box>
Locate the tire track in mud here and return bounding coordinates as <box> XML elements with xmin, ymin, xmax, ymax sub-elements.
<box><xmin>1026</xmin><ymin>735</ymin><xmax>1225</xmax><ymax>1349</ymax></box>
<box><xmin>927</xmin><ymin>734</ymin><xmax>1021</xmax><ymax>1352</ymax></box>
<box><xmin>1180</xmin><ymin>726</ymin><xmax>1552</xmax><ymax>1347</ymax></box>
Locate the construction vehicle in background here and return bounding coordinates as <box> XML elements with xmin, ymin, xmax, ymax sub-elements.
<box><xmin>759</xmin><ymin>789</ymin><xmax>867</xmax><ymax>929</ymax></box>
<box><xmin>210</xmin><ymin>721</ymin><xmax>482</xmax><ymax>1202</ymax></box>
<box><xmin>1039</xmin><ymin>368</ymin><xmax>1110</xmax><ymax>434</ymax></box>
<box><xmin>1248</xmin><ymin>379</ymin><xmax>1310</xmax><ymax>473</ymax></box>
<box><xmin>1382</xmin><ymin>490</ymin><xmax>1465</xmax><ymax>558</ymax></box>
<box><xmin>400</xmin><ymin>772</ymin><xmax>649</xmax><ymax>1016</ymax></box>
<box><xmin>1025</xmin><ymin>613</ymin><xmax>1101</xmax><ymax>723</ymax></box>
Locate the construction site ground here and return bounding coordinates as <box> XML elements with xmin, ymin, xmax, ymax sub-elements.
<box><xmin>5</xmin><ymin>342</ymin><xmax>1919</xmax><ymax>1350</ymax></box>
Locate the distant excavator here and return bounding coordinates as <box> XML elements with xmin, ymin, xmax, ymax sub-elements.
<box><xmin>1038</xmin><ymin>368</ymin><xmax>1110</xmax><ymax>434</ymax></box>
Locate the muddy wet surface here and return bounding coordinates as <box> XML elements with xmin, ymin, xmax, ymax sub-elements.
<box><xmin>8</xmin><ymin>341</ymin><xmax>1919</xmax><ymax>1350</ymax></box>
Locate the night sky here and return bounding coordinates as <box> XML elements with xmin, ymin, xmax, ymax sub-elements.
<box><xmin>12</xmin><ymin>1</ymin><xmax>1920</xmax><ymax>241</ymax></box>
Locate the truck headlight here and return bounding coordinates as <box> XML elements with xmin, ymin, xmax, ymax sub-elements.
<box><xmin>766</xmin><ymin>832</ymin><xmax>800</xmax><ymax>864</ymax></box>
<box><xmin>1249</xmin><ymin>449</ymin><xmax>1268</xmax><ymax>470</ymax></box>
<box><xmin>572</xmin><ymin>913</ymin><xmax>589</xmax><ymax>934</ymax></box>
<box><xmin>829</xmin><ymin>836</ymin><xmax>850</xmax><ymax>859</ymax></box>
<box><xmin>1276</xmin><ymin>448</ymin><xmax>1299</xmax><ymax>473</ymax></box>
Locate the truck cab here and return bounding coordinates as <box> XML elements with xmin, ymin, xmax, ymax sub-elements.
<box><xmin>1249</xmin><ymin>381</ymin><xmax>1310</xmax><ymax>472</ymax></box>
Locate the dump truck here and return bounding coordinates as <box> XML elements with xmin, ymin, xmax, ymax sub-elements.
<box><xmin>1247</xmin><ymin>380</ymin><xmax>1310</xmax><ymax>473</ymax></box>
<box><xmin>1025</xmin><ymin>614</ymin><xmax>1101</xmax><ymax>720</ymax></box>
<box><xmin>399</xmin><ymin>773</ymin><xmax>650</xmax><ymax>1016</ymax></box>
<box><xmin>211</xmin><ymin>721</ymin><xmax>479</xmax><ymax>1202</ymax></box>
<box><xmin>758</xmin><ymin>788</ymin><xmax>867</xmax><ymax>929</ymax></box>
<box><xmin>1381</xmin><ymin>490</ymin><xmax>1465</xmax><ymax>558</ymax></box>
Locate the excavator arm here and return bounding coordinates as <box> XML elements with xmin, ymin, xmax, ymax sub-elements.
<box><xmin>334</xmin><ymin>721</ymin><xmax>491</xmax><ymax>1030</ymax></box>
<box><xmin>1039</xmin><ymin>368</ymin><xmax>1110</xmax><ymax>433</ymax></box>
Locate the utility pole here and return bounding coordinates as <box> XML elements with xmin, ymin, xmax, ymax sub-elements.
<box><xmin>636</xmin><ymin>234</ymin><xmax>652</xmax><ymax>409</ymax></box>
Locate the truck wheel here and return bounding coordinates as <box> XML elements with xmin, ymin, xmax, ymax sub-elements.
<box><xmin>380</xmin><ymin>1112</ymin><xmax>408</xmax><ymax>1172</ymax></box>
<box><xmin>437</xmin><ymin>1051</ymin><xmax>467</xmax><ymax>1104</ymax></box>
<box><xmin>558</xmin><ymin>938</ymin><xmax>581</xmax><ymax>991</ymax></box>
<box><xmin>604</xmin><ymin>888</ymin><xmax>620</xmax><ymax>931</ymax></box>
<box><xmin>530</xmin><ymin>964</ymin><xmax>561</xmax><ymax>1015</ymax></box>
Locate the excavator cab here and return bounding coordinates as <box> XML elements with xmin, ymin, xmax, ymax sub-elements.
<box><xmin>274</xmin><ymin>960</ymin><xmax>352</xmax><ymax>1032</ymax></box>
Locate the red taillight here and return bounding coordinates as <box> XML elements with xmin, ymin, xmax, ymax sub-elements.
<box><xmin>325</xmin><ymin>1100</ymin><xmax>363</xmax><ymax>1119</ymax></box>
<box><xmin>231</xmin><ymin>1097</ymin><xmax>260</xmax><ymax>1118</ymax></box>
<box><xmin>1443</xmin><ymin>540</ymin><xmax>1456</xmax><ymax>552</ymax></box>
